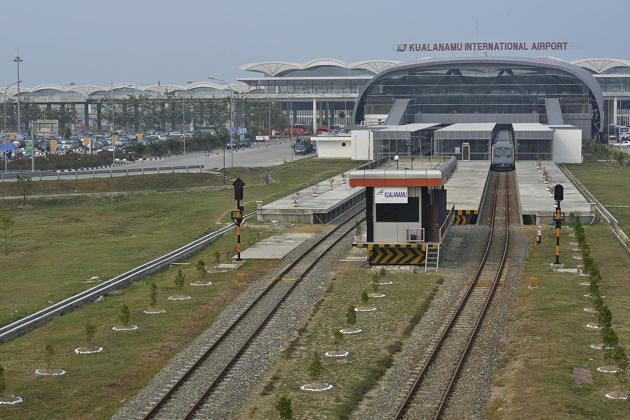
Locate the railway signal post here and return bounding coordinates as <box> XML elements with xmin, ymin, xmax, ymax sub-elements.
<box><xmin>553</xmin><ymin>184</ymin><xmax>564</xmax><ymax>266</ymax></box>
<box><xmin>231</xmin><ymin>177</ymin><xmax>245</xmax><ymax>261</ymax></box>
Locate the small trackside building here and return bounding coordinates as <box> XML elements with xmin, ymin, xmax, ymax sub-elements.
<box><xmin>349</xmin><ymin>156</ymin><xmax>457</xmax><ymax>267</ymax></box>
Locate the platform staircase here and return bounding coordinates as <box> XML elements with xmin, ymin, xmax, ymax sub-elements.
<box><xmin>424</xmin><ymin>243</ymin><xmax>440</xmax><ymax>272</ymax></box>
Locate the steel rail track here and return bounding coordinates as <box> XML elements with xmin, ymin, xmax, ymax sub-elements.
<box><xmin>0</xmin><ymin>211</ymin><xmax>256</xmax><ymax>343</ymax></box>
<box><xmin>395</xmin><ymin>172</ymin><xmax>511</xmax><ymax>419</ymax></box>
<box><xmin>142</xmin><ymin>206</ymin><xmax>365</xmax><ymax>419</ymax></box>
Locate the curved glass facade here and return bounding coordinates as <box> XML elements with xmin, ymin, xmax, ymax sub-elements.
<box><xmin>355</xmin><ymin>61</ymin><xmax>603</xmax><ymax>138</ymax></box>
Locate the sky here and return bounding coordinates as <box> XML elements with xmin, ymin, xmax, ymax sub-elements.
<box><xmin>1</xmin><ymin>0</ymin><xmax>629</xmax><ymax>86</ymax></box>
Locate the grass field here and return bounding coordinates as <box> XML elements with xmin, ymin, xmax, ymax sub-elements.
<box><xmin>238</xmin><ymin>261</ymin><xmax>442</xmax><ymax>419</ymax></box>
<box><xmin>487</xmin><ymin>221</ymin><xmax>630</xmax><ymax>419</ymax></box>
<box><xmin>0</xmin><ymin>227</ymin><xmax>284</xmax><ymax>419</ymax></box>
<box><xmin>565</xmin><ymin>161</ymin><xmax>630</xmax><ymax>227</ymax></box>
<box><xmin>0</xmin><ymin>158</ymin><xmax>360</xmax><ymax>327</ymax></box>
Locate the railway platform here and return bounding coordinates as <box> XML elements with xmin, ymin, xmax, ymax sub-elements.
<box><xmin>515</xmin><ymin>161</ymin><xmax>593</xmax><ymax>224</ymax></box>
<box><xmin>444</xmin><ymin>160</ymin><xmax>491</xmax><ymax>225</ymax></box>
<box><xmin>257</xmin><ymin>170</ymin><xmax>364</xmax><ymax>224</ymax></box>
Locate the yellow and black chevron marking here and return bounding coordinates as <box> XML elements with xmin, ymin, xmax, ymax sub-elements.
<box><xmin>358</xmin><ymin>243</ymin><xmax>428</xmax><ymax>266</ymax></box>
<box><xmin>454</xmin><ymin>209</ymin><xmax>479</xmax><ymax>225</ymax></box>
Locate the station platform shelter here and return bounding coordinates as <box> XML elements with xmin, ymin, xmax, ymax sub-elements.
<box><xmin>349</xmin><ymin>156</ymin><xmax>458</xmax><ymax>267</ymax></box>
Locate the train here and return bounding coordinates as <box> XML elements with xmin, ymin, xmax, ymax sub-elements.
<box><xmin>490</xmin><ymin>129</ymin><xmax>515</xmax><ymax>171</ymax></box>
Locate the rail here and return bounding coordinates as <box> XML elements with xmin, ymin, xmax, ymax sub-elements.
<box><xmin>142</xmin><ymin>206</ymin><xmax>365</xmax><ymax>419</ymax></box>
<box><xmin>395</xmin><ymin>172</ymin><xmax>511</xmax><ymax>419</ymax></box>
<box><xmin>439</xmin><ymin>204</ymin><xmax>456</xmax><ymax>242</ymax></box>
<box><xmin>0</xmin><ymin>211</ymin><xmax>254</xmax><ymax>343</ymax></box>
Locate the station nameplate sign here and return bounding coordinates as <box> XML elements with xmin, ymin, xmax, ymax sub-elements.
<box><xmin>375</xmin><ymin>187</ymin><xmax>408</xmax><ymax>204</ymax></box>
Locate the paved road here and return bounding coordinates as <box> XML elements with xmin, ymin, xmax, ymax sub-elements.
<box><xmin>126</xmin><ymin>140</ymin><xmax>307</xmax><ymax>169</ymax></box>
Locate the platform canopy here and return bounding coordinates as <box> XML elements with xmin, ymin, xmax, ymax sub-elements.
<box><xmin>349</xmin><ymin>156</ymin><xmax>457</xmax><ymax>187</ymax></box>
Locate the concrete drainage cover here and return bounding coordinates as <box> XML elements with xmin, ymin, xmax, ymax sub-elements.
<box><xmin>74</xmin><ymin>346</ymin><xmax>104</xmax><ymax>354</ymax></box>
<box><xmin>34</xmin><ymin>368</ymin><xmax>66</xmax><ymax>376</ymax></box>
<box><xmin>573</xmin><ymin>367</ymin><xmax>593</xmax><ymax>385</ymax></box>
<box><xmin>340</xmin><ymin>328</ymin><xmax>362</xmax><ymax>334</ymax></box>
<box><xmin>0</xmin><ymin>395</ymin><xmax>23</xmax><ymax>405</ymax></box>
<box><xmin>143</xmin><ymin>308</ymin><xmax>166</xmax><ymax>314</ymax></box>
<box><xmin>112</xmin><ymin>325</ymin><xmax>138</xmax><ymax>331</ymax></box>
<box><xmin>355</xmin><ymin>306</ymin><xmax>377</xmax><ymax>312</ymax></box>
<box><xmin>597</xmin><ymin>366</ymin><xmax>623</xmax><ymax>374</ymax></box>
<box><xmin>605</xmin><ymin>391</ymin><xmax>629</xmax><ymax>400</ymax></box>
<box><xmin>167</xmin><ymin>295</ymin><xmax>192</xmax><ymax>301</ymax></box>
<box><xmin>325</xmin><ymin>351</ymin><xmax>349</xmax><ymax>358</ymax></box>
<box><xmin>368</xmin><ymin>293</ymin><xmax>386</xmax><ymax>298</ymax></box>
<box><xmin>300</xmin><ymin>383</ymin><xmax>334</xmax><ymax>392</ymax></box>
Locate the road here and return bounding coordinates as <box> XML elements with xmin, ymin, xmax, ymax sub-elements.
<box><xmin>125</xmin><ymin>140</ymin><xmax>306</xmax><ymax>169</ymax></box>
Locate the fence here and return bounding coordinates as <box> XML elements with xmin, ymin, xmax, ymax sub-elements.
<box><xmin>0</xmin><ymin>165</ymin><xmax>205</xmax><ymax>182</ymax></box>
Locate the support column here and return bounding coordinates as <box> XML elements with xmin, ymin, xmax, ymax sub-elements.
<box><xmin>312</xmin><ymin>98</ymin><xmax>317</xmax><ymax>134</ymax></box>
<box><xmin>96</xmin><ymin>102</ymin><xmax>102</xmax><ymax>131</ymax></box>
<box><xmin>613</xmin><ymin>97</ymin><xmax>618</xmax><ymax>126</ymax></box>
<box><xmin>84</xmin><ymin>103</ymin><xmax>89</xmax><ymax>132</ymax></box>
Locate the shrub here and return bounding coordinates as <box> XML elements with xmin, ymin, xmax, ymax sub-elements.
<box><xmin>276</xmin><ymin>396</ymin><xmax>293</xmax><ymax>419</ymax></box>
<box><xmin>85</xmin><ymin>320</ymin><xmax>97</xmax><ymax>346</ymax></box>
<box><xmin>308</xmin><ymin>351</ymin><xmax>323</xmax><ymax>380</ymax></box>
<box><xmin>118</xmin><ymin>304</ymin><xmax>131</xmax><ymax>326</ymax></box>
<box><xmin>44</xmin><ymin>344</ymin><xmax>55</xmax><ymax>370</ymax></box>
<box><xmin>214</xmin><ymin>251</ymin><xmax>221</xmax><ymax>265</ymax></box>
<box><xmin>597</xmin><ymin>305</ymin><xmax>613</xmax><ymax>330</ymax></box>
<box><xmin>196</xmin><ymin>260</ymin><xmax>206</xmax><ymax>281</ymax></box>
<box><xmin>0</xmin><ymin>364</ymin><xmax>5</xmax><ymax>395</ymax></box>
<box><xmin>346</xmin><ymin>305</ymin><xmax>357</xmax><ymax>325</ymax></box>
<box><xmin>332</xmin><ymin>329</ymin><xmax>344</xmax><ymax>352</ymax></box>
<box><xmin>361</xmin><ymin>290</ymin><xmax>369</xmax><ymax>304</ymax></box>
<box><xmin>175</xmin><ymin>270</ymin><xmax>185</xmax><ymax>293</ymax></box>
<box><xmin>149</xmin><ymin>282</ymin><xmax>158</xmax><ymax>308</ymax></box>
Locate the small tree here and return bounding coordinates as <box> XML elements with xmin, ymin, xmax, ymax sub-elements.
<box><xmin>16</xmin><ymin>175</ymin><xmax>33</xmax><ymax>206</ymax></box>
<box><xmin>332</xmin><ymin>329</ymin><xmax>344</xmax><ymax>352</ymax></box>
<box><xmin>308</xmin><ymin>351</ymin><xmax>323</xmax><ymax>380</ymax></box>
<box><xmin>361</xmin><ymin>290</ymin><xmax>369</xmax><ymax>304</ymax></box>
<box><xmin>0</xmin><ymin>364</ymin><xmax>5</xmax><ymax>395</ymax></box>
<box><xmin>379</xmin><ymin>267</ymin><xmax>387</xmax><ymax>278</ymax></box>
<box><xmin>602</xmin><ymin>327</ymin><xmax>619</xmax><ymax>363</ymax></box>
<box><xmin>175</xmin><ymin>270</ymin><xmax>185</xmax><ymax>293</ymax></box>
<box><xmin>0</xmin><ymin>209</ymin><xmax>14</xmax><ymax>257</ymax></box>
<box><xmin>225</xmin><ymin>249</ymin><xmax>232</xmax><ymax>261</ymax></box>
<box><xmin>276</xmin><ymin>396</ymin><xmax>293</xmax><ymax>420</ymax></box>
<box><xmin>346</xmin><ymin>305</ymin><xmax>357</xmax><ymax>325</ymax></box>
<box><xmin>613</xmin><ymin>345</ymin><xmax>628</xmax><ymax>373</ymax></box>
<box><xmin>44</xmin><ymin>344</ymin><xmax>55</xmax><ymax>370</ymax></box>
<box><xmin>149</xmin><ymin>282</ymin><xmax>158</xmax><ymax>308</ymax></box>
<box><xmin>119</xmin><ymin>304</ymin><xmax>131</xmax><ymax>326</ymax></box>
<box><xmin>214</xmin><ymin>250</ymin><xmax>221</xmax><ymax>265</ymax></box>
<box><xmin>371</xmin><ymin>278</ymin><xmax>380</xmax><ymax>293</ymax></box>
<box><xmin>196</xmin><ymin>260</ymin><xmax>206</xmax><ymax>281</ymax></box>
<box><xmin>85</xmin><ymin>320</ymin><xmax>97</xmax><ymax>347</ymax></box>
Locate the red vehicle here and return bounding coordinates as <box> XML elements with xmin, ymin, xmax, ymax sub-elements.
<box><xmin>288</xmin><ymin>124</ymin><xmax>306</xmax><ymax>136</ymax></box>
<box><xmin>316</xmin><ymin>127</ymin><xmax>330</xmax><ymax>135</ymax></box>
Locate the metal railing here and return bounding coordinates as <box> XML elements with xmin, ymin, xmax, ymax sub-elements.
<box><xmin>0</xmin><ymin>165</ymin><xmax>205</xmax><ymax>182</ymax></box>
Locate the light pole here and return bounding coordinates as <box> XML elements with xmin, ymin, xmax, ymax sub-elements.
<box><xmin>13</xmin><ymin>55</ymin><xmax>22</xmax><ymax>133</ymax></box>
<box><xmin>3</xmin><ymin>81</ymin><xmax>21</xmax><ymax>133</ymax></box>
<box><xmin>110</xmin><ymin>83</ymin><xmax>132</xmax><ymax>164</ymax></box>
<box><xmin>208</xmin><ymin>77</ymin><xmax>236</xmax><ymax>172</ymax></box>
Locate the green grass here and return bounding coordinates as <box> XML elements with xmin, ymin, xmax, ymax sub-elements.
<box><xmin>487</xmin><ymin>222</ymin><xmax>630</xmax><ymax>419</ymax></box>
<box><xmin>0</xmin><ymin>228</ymin><xmax>281</xmax><ymax>419</ymax></box>
<box><xmin>565</xmin><ymin>161</ymin><xmax>630</xmax><ymax>228</ymax></box>
<box><xmin>0</xmin><ymin>159</ymin><xmax>360</xmax><ymax>327</ymax></box>
<box><xmin>238</xmin><ymin>262</ymin><xmax>441</xmax><ymax>419</ymax></box>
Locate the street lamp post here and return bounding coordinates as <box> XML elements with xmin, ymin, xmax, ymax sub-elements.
<box><xmin>3</xmin><ymin>81</ymin><xmax>21</xmax><ymax>133</ymax></box>
<box><xmin>13</xmin><ymin>55</ymin><xmax>22</xmax><ymax>133</ymax></box>
<box><xmin>208</xmin><ymin>77</ymin><xmax>236</xmax><ymax>177</ymax></box>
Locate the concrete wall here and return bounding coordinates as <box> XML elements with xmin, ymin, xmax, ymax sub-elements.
<box><xmin>351</xmin><ymin>129</ymin><xmax>373</xmax><ymax>160</ymax></box>
<box><xmin>552</xmin><ymin>127</ymin><xmax>583</xmax><ymax>163</ymax></box>
<box><xmin>316</xmin><ymin>136</ymin><xmax>352</xmax><ymax>159</ymax></box>
<box><xmin>372</xmin><ymin>186</ymin><xmax>423</xmax><ymax>243</ymax></box>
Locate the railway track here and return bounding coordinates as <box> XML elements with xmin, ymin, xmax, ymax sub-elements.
<box><xmin>0</xmin><ymin>211</ymin><xmax>256</xmax><ymax>343</ymax></box>
<box><xmin>140</xmin><ymin>206</ymin><xmax>365</xmax><ymax>419</ymax></box>
<box><xmin>395</xmin><ymin>171</ymin><xmax>512</xmax><ymax>420</ymax></box>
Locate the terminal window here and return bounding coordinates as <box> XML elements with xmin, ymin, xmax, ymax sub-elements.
<box><xmin>375</xmin><ymin>198</ymin><xmax>420</xmax><ymax>222</ymax></box>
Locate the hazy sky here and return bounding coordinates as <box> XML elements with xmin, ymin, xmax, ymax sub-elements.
<box><xmin>1</xmin><ymin>0</ymin><xmax>628</xmax><ymax>85</ymax></box>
